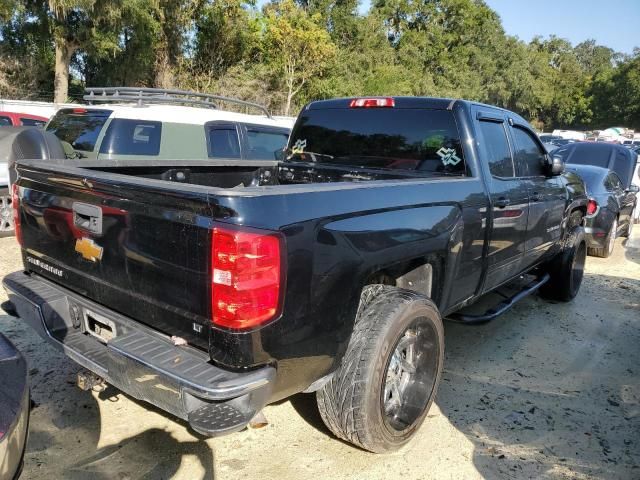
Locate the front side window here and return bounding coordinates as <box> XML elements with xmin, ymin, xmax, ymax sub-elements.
<box><xmin>287</xmin><ymin>108</ymin><xmax>466</xmax><ymax>176</ymax></box>
<box><xmin>245</xmin><ymin>128</ymin><xmax>289</xmax><ymax>160</ymax></box>
<box><xmin>46</xmin><ymin>109</ymin><xmax>111</xmax><ymax>153</ymax></box>
<box><xmin>512</xmin><ymin>127</ymin><xmax>546</xmax><ymax>176</ymax></box>
<box><xmin>20</xmin><ymin>117</ymin><xmax>46</xmax><ymax>127</ymax></box>
<box><xmin>207</xmin><ymin>126</ymin><xmax>241</xmax><ymax>159</ymax></box>
<box><xmin>479</xmin><ymin>120</ymin><xmax>514</xmax><ymax>178</ymax></box>
<box><xmin>99</xmin><ymin>119</ymin><xmax>162</xmax><ymax>155</ymax></box>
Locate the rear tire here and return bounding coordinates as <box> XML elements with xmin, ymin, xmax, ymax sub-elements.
<box><xmin>540</xmin><ymin>212</ymin><xmax>587</xmax><ymax>302</ymax></box>
<box><xmin>588</xmin><ymin>217</ymin><xmax>617</xmax><ymax>258</ymax></box>
<box><xmin>0</xmin><ymin>187</ymin><xmax>15</xmax><ymax>238</ymax></box>
<box><xmin>317</xmin><ymin>285</ymin><xmax>444</xmax><ymax>453</ymax></box>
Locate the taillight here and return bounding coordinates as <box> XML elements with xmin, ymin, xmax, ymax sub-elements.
<box><xmin>211</xmin><ymin>226</ymin><xmax>283</xmax><ymax>330</ymax></box>
<box><xmin>586</xmin><ymin>198</ymin><xmax>598</xmax><ymax>216</ymax></box>
<box><xmin>11</xmin><ymin>184</ymin><xmax>22</xmax><ymax>245</ymax></box>
<box><xmin>349</xmin><ymin>97</ymin><xmax>395</xmax><ymax>108</ymax></box>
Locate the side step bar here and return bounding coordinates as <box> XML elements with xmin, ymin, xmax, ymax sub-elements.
<box><xmin>447</xmin><ymin>274</ymin><xmax>550</xmax><ymax>325</ymax></box>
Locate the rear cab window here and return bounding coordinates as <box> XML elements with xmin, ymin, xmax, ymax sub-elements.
<box><xmin>286</xmin><ymin>107</ymin><xmax>466</xmax><ymax>176</ymax></box>
<box><xmin>244</xmin><ymin>126</ymin><xmax>289</xmax><ymax>160</ymax></box>
<box><xmin>46</xmin><ymin>108</ymin><xmax>112</xmax><ymax>156</ymax></box>
<box><xmin>206</xmin><ymin>124</ymin><xmax>241</xmax><ymax>159</ymax></box>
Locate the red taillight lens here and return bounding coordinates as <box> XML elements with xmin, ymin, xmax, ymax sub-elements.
<box><xmin>349</xmin><ymin>97</ymin><xmax>395</xmax><ymax>108</ymax></box>
<box><xmin>586</xmin><ymin>199</ymin><xmax>598</xmax><ymax>216</ymax></box>
<box><xmin>211</xmin><ymin>226</ymin><xmax>282</xmax><ymax>330</ymax></box>
<box><xmin>11</xmin><ymin>184</ymin><xmax>22</xmax><ymax>245</ymax></box>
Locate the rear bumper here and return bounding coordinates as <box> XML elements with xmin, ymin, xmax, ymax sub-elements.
<box><xmin>2</xmin><ymin>271</ymin><xmax>274</xmax><ymax>437</ymax></box>
<box><xmin>583</xmin><ymin>226</ymin><xmax>607</xmax><ymax>248</ymax></box>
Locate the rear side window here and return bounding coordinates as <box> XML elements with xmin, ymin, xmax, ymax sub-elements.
<box><xmin>0</xmin><ymin>116</ymin><xmax>11</xmax><ymax>126</ymax></box>
<box><xmin>46</xmin><ymin>109</ymin><xmax>111</xmax><ymax>152</ymax></box>
<box><xmin>20</xmin><ymin>117</ymin><xmax>46</xmax><ymax>127</ymax></box>
<box><xmin>99</xmin><ymin>119</ymin><xmax>162</xmax><ymax>155</ymax></box>
<box><xmin>287</xmin><ymin>108</ymin><xmax>466</xmax><ymax>175</ymax></box>
<box><xmin>245</xmin><ymin>128</ymin><xmax>289</xmax><ymax>160</ymax></box>
<box><xmin>207</xmin><ymin>126</ymin><xmax>241</xmax><ymax>159</ymax></box>
<box><xmin>479</xmin><ymin>120</ymin><xmax>514</xmax><ymax>178</ymax></box>
<box><xmin>512</xmin><ymin>127</ymin><xmax>546</xmax><ymax>176</ymax></box>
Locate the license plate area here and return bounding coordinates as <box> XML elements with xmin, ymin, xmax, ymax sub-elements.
<box><xmin>83</xmin><ymin>309</ymin><xmax>117</xmax><ymax>343</ymax></box>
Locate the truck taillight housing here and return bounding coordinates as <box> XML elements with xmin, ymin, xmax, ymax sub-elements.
<box><xmin>349</xmin><ymin>97</ymin><xmax>395</xmax><ymax>108</ymax></box>
<box><xmin>11</xmin><ymin>184</ymin><xmax>22</xmax><ymax>245</ymax></box>
<box><xmin>211</xmin><ymin>226</ymin><xmax>283</xmax><ymax>330</ymax></box>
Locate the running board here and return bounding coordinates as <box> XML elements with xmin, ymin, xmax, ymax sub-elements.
<box><xmin>447</xmin><ymin>273</ymin><xmax>550</xmax><ymax>325</ymax></box>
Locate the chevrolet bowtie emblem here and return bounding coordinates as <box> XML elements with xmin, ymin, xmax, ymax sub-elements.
<box><xmin>75</xmin><ymin>238</ymin><xmax>103</xmax><ymax>262</ymax></box>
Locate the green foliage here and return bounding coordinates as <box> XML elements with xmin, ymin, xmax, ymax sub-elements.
<box><xmin>0</xmin><ymin>0</ymin><xmax>638</xmax><ymax>127</ymax></box>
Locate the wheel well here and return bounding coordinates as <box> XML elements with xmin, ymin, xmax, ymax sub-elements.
<box><xmin>363</xmin><ymin>257</ymin><xmax>441</xmax><ymax>302</ymax></box>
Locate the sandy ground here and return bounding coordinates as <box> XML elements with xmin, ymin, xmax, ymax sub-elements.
<box><xmin>0</xmin><ymin>232</ymin><xmax>639</xmax><ymax>480</ymax></box>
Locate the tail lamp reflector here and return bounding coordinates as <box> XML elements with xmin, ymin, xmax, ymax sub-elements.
<box><xmin>211</xmin><ymin>226</ymin><xmax>282</xmax><ymax>330</ymax></box>
<box><xmin>586</xmin><ymin>199</ymin><xmax>598</xmax><ymax>216</ymax></box>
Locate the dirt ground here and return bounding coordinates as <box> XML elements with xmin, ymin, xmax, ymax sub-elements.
<box><xmin>1</xmin><ymin>232</ymin><xmax>639</xmax><ymax>480</ymax></box>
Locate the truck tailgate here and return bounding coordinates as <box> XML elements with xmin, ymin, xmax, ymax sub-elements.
<box><xmin>15</xmin><ymin>163</ymin><xmax>214</xmax><ymax>349</ymax></box>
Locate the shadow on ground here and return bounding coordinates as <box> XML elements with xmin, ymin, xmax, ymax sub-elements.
<box><xmin>0</xmin><ymin>313</ymin><xmax>216</xmax><ymax>480</ymax></box>
<box><xmin>436</xmin><ymin>273</ymin><xmax>640</xmax><ymax>479</ymax></box>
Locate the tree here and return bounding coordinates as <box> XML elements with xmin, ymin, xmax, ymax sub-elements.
<box><xmin>263</xmin><ymin>0</ymin><xmax>336</xmax><ymax>115</ymax></box>
<box><xmin>47</xmin><ymin>0</ymin><xmax>121</xmax><ymax>102</ymax></box>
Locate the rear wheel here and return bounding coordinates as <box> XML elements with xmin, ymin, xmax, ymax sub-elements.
<box><xmin>540</xmin><ymin>212</ymin><xmax>586</xmax><ymax>302</ymax></box>
<box><xmin>0</xmin><ymin>187</ymin><xmax>14</xmax><ymax>238</ymax></box>
<box><xmin>317</xmin><ymin>285</ymin><xmax>444</xmax><ymax>453</ymax></box>
<box><xmin>588</xmin><ymin>217</ymin><xmax>617</xmax><ymax>258</ymax></box>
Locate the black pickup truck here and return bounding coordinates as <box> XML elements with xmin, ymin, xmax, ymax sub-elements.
<box><xmin>3</xmin><ymin>97</ymin><xmax>588</xmax><ymax>453</ymax></box>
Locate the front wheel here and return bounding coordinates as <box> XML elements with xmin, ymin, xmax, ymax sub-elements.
<box><xmin>317</xmin><ymin>285</ymin><xmax>444</xmax><ymax>453</ymax></box>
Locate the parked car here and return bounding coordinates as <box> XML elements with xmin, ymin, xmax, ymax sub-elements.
<box><xmin>565</xmin><ymin>164</ymin><xmax>637</xmax><ymax>257</ymax></box>
<box><xmin>46</xmin><ymin>87</ymin><xmax>294</xmax><ymax>162</ymax></box>
<box><xmin>553</xmin><ymin>142</ymin><xmax>639</xmax><ymax>227</ymax></box>
<box><xmin>0</xmin><ymin>333</ymin><xmax>29</xmax><ymax>479</ymax></box>
<box><xmin>0</xmin><ymin>111</ymin><xmax>48</xmax><ymax>128</ymax></box>
<box><xmin>3</xmin><ymin>96</ymin><xmax>588</xmax><ymax>453</ymax></box>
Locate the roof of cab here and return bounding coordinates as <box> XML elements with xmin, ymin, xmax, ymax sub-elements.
<box><xmin>305</xmin><ymin>97</ymin><xmax>457</xmax><ymax>110</ymax></box>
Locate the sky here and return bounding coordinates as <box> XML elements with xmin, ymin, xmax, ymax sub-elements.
<box><xmin>484</xmin><ymin>0</ymin><xmax>640</xmax><ymax>54</ymax></box>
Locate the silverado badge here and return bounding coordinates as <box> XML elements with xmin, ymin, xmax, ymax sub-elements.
<box><xmin>75</xmin><ymin>238</ymin><xmax>103</xmax><ymax>262</ymax></box>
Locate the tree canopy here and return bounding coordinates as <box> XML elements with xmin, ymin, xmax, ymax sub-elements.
<box><xmin>0</xmin><ymin>0</ymin><xmax>638</xmax><ymax>129</ymax></box>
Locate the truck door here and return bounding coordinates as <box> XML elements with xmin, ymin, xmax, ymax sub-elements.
<box><xmin>476</xmin><ymin>112</ymin><xmax>530</xmax><ymax>292</ymax></box>
<box><xmin>509</xmin><ymin>123</ymin><xmax>566</xmax><ymax>268</ymax></box>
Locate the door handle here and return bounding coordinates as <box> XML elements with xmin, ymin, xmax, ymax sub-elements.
<box><xmin>531</xmin><ymin>192</ymin><xmax>540</xmax><ymax>202</ymax></box>
<box><xmin>495</xmin><ymin>197</ymin><xmax>510</xmax><ymax>208</ymax></box>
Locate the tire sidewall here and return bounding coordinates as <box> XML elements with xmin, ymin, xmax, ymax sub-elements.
<box><xmin>362</xmin><ymin>299</ymin><xmax>444</xmax><ymax>451</ymax></box>
<box><xmin>564</xmin><ymin>226</ymin><xmax>586</xmax><ymax>299</ymax></box>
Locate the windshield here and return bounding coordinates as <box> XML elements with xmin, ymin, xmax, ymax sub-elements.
<box><xmin>46</xmin><ymin>109</ymin><xmax>111</xmax><ymax>154</ymax></box>
<box><xmin>286</xmin><ymin>108</ymin><xmax>466</xmax><ymax>176</ymax></box>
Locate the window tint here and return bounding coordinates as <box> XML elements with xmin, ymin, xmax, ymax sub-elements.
<box><xmin>287</xmin><ymin>109</ymin><xmax>466</xmax><ymax>175</ymax></box>
<box><xmin>245</xmin><ymin>128</ymin><xmax>289</xmax><ymax>160</ymax></box>
<box><xmin>479</xmin><ymin>120</ymin><xmax>514</xmax><ymax>178</ymax></box>
<box><xmin>612</xmin><ymin>150</ymin><xmax>632</xmax><ymax>188</ymax></box>
<box><xmin>512</xmin><ymin>127</ymin><xmax>546</xmax><ymax>176</ymax></box>
<box><xmin>0</xmin><ymin>116</ymin><xmax>12</xmax><ymax>126</ymax></box>
<box><xmin>20</xmin><ymin>117</ymin><xmax>46</xmax><ymax>127</ymax></box>
<box><xmin>99</xmin><ymin>119</ymin><xmax>162</xmax><ymax>155</ymax></box>
<box><xmin>208</xmin><ymin>126</ymin><xmax>241</xmax><ymax>158</ymax></box>
<box><xmin>46</xmin><ymin>109</ymin><xmax>111</xmax><ymax>152</ymax></box>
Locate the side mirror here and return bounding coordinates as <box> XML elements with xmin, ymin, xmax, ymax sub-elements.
<box><xmin>627</xmin><ymin>184</ymin><xmax>640</xmax><ymax>194</ymax></box>
<box><xmin>547</xmin><ymin>154</ymin><xmax>564</xmax><ymax>176</ymax></box>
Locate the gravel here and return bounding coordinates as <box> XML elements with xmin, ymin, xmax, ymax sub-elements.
<box><xmin>1</xmin><ymin>232</ymin><xmax>639</xmax><ymax>480</ymax></box>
